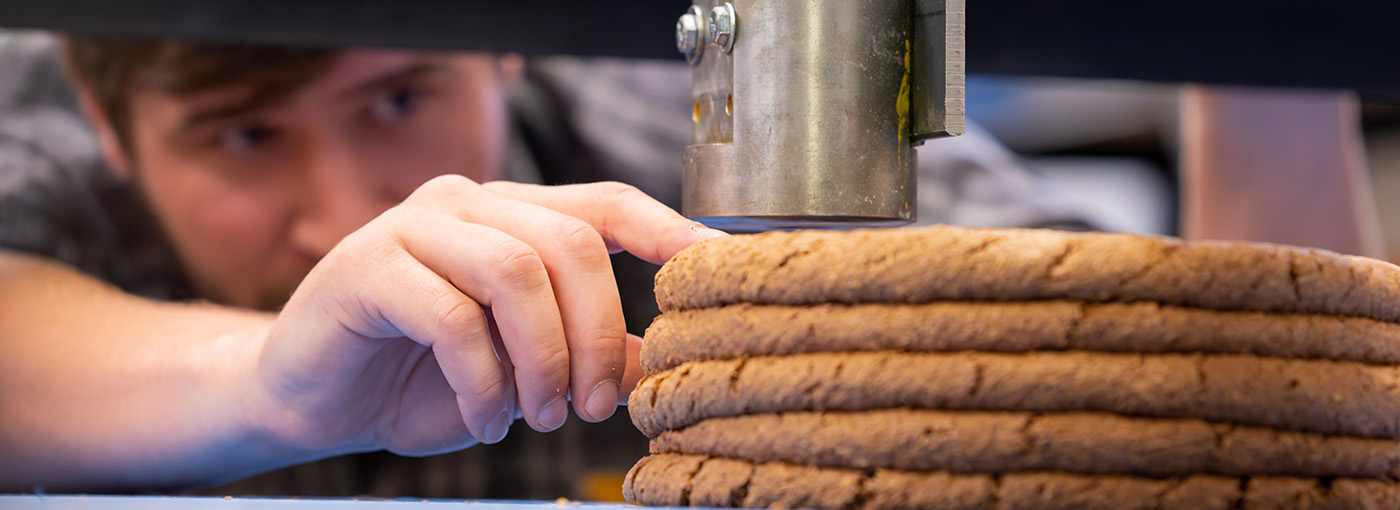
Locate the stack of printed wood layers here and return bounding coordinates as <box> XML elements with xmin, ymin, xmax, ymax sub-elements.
<box><xmin>624</xmin><ymin>225</ymin><xmax>1400</xmax><ymax>510</ymax></box>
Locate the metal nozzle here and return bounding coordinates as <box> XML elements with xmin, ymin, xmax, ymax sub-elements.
<box><xmin>678</xmin><ymin>0</ymin><xmax>964</xmax><ymax>232</ymax></box>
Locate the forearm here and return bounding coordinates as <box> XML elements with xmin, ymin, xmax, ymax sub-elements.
<box><xmin>0</xmin><ymin>253</ymin><xmax>320</xmax><ymax>492</ymax></box>
<box><xmin>1180</xmin><ymin>85</ymin><xmax>1384</xmax><ymax>257</ymax></box>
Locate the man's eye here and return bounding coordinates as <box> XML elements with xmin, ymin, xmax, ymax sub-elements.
<box><xmin>370</xmin><ymin>88</ymin><xmax>420</xmax><ymax>122</ymax></box>
<box><xmin>219</xmin><ymin>125</ymin><xmax>277</xmax><ymax>153</ymax></box>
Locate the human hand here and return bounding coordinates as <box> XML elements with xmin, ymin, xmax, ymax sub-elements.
<box><xmin>242</xmin><ymin>176</ymin><xmax>725</xmax><ymax>456</ymax></box>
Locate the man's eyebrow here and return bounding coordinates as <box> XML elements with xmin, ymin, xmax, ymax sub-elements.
<box><xmin>177</xmin><ymin>95</ymin><xmax>280</xmax><ymax>133</ymax></box>
<box><xmin>176</xmin><ymin>60</ymin><xmax>451</xmax><ymax>132</ymax></box>
<box><xmin>338</xmin><ymin>60</ymin><xmax>450</xmax><ymax>100</ymax></box>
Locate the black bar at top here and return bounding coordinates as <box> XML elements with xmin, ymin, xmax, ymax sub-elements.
<box><xmin>1</xmin><ymin>0</ymin><xmax>1396</xmax><ymax>91</ymax></box>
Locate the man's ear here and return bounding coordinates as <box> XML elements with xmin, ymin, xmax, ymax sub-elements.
<box><xmin>71</xmin><ymin>82</ymin><xmax>134</xmax><ymax>179</ymax></box>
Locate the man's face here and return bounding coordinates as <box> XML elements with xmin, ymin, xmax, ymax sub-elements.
<box><xmin>120</xmin><ymin>49</ymin><xmax>509</xmax><ymax>309</ymax></box>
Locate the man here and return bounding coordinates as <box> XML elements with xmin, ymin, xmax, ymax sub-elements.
<box><xmin>0</xmin><ymin>33</ymin><xmax>733</xmax><ymax>492</ymax></box>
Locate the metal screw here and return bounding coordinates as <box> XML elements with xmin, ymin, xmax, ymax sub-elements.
<box><xmin>709</xmin><ymin>2</ymin><xmax>737</xmax><ymax>53</ymax></box>
<box><xmin>676</xmin><ymin>6</ymin><xmax>704</xmax><ymax>64</ymax></box>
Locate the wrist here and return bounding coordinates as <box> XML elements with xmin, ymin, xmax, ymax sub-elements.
<box><xmin>234</xmin><ymin>313</ymin><xmax>380</xmax><ymax>460</ymax></box>
<box><xmin>222</xmin><ymin>317</ymin><xmax>337</xmax><ymax>471</ymax></box>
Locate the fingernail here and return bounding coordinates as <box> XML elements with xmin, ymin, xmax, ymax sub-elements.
<box><xmin>585</xmin><ymin>379</ymin><xmax>620</xmax><ymax>422</ymax></box>
<box><xmin>537</xmin><ymin>393</ymin><xmax>568</xmax><ymax>431</ymax></box>
<box><xmin>690</xmin><ymin>224</ymin><xmax>730</xmax><ymax>240</ymax></box>
<box><xmin>483</xmin><ymin>407</ymin><xmax>511</xmax><ymax>444</ymax></box>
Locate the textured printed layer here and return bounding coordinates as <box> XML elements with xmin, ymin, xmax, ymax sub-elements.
<box><xmin>630</xmin><ymin>351</ymin><xmax>1400</xmax><ymax>439</ymax></box>
<box><xmin>623</xmin><ymin>453</ymin><xmax>1400</xmax><ymax>510</ymax></box>
<box><xmin>649</xmin><ymin>410</ymin><xmax>1400</xmax><ymax>479</ymax></box>
<box><xmin>641</xmin><ymin>301</ymin><xmax>1400</xmax><ymax>373</ymax></box>
<box><xmin>654</xmin><ymin>225</ymin><xmax>1400</xmax><ymax>324</ymax></box>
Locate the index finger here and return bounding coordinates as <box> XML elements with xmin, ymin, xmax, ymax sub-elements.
<box><xmin>481</xmin><ymin>181</ymin><xmax>729</xmax><ymax>264</ymax></box>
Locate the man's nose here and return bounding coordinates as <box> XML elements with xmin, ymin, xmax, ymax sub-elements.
<box><xmin>288</xmin><ymin>137</ymin><xmax>395</xmax><ymax>259</ymax></box>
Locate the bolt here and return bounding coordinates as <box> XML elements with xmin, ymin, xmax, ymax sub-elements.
<box><xmin>710</xmin><ymin>2</ymin><xmax>737</xmax><ymax>53</ymax></box>
<box><xmin>676</xmin><ymin>7</ymin><xmax>703</xmax><ymax>64</ymax></box>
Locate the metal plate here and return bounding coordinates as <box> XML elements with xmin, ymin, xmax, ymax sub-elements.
<box><xmin>0</xmin><ymin>0</ymin><xmax>1397</xmax><ymax>90</ymax></box>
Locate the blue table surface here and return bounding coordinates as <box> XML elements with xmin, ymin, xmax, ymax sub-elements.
<box><xmin>0</xmin><ymin>496</ymin><xmax>652</xmax><ymax>509</ymax></box>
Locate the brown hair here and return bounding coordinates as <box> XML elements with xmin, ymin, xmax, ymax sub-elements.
<box><xmin>62</xmin><ymin>36</ymin><xmax>338</xmax><ymax>155</ymax></box>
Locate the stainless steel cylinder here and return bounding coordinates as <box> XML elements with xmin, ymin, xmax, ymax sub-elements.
<box><xmin>683</xmin><ymin>0</ymin><xmax>916</xmax><ymax>231</ymax></box>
